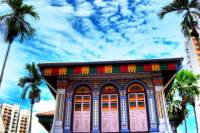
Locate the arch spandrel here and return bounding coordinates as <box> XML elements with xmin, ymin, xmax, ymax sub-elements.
<box><xmin>101</xmin><ymin>85</ymin><xmax>118</xmax><ymax>94</ymax></box>
<box><xmin>97</xmin><ymin>81</ymin><xmax>121</xmax><ymax>93</ymax></box>
<box><xmin>67</xmin><ymin>82</ymin><xmax>94</xmax><ymax>94</ymax></box>
<box><xmin>124</xmin><ymin>80</ymin><xmax>148</xmax><ymax>92</ymax></box>
<box><xmin>75</xmin><ymin>86</ymin><xmax>91</xmax><ymax>94</ymax></box>
<box><xmin>128</xmin><ymin>84</ymin><xmax>145</xmax><ymax>93</ymax></box>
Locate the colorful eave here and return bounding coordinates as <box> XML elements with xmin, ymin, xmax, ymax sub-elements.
<box><xmin>38</xmin><ymin>58</ymin><xmax>183</xmax><ymax>76</ymax></box>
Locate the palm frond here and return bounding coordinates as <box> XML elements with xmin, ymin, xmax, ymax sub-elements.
<box><xmin>21</xmin><ymin>84</ymin><xmax>31</xmax><ymax>100</ymax></box>
<box><xmin>180</xmin><ymin>12</ymin><xmax>192</xmax><ymax>38</ymax></box>
<box><xmin>0</xmin><ymin>0</ymin><xmax>39</xmax><ymax>44</ymax></box>
<box><xmin>6</xmin><ymin>0</ymin><xmax>22</xmax><ymax>12</ymax></box>
<box><xmin>0</xmin><ymin>13</ymin><xmax>13</xmax><ymax>20</ymax></box>
<box><xmin>20</xmin><ymin>5</ymin><xmax>39</xmax><ymax>20</ymax></box>
<box><xmin>158</xmin><ymin>0</ymin><xmax>187</xmax><ymax>19</ymax></box>
<box><xmin>190</xmin><ymin>0</ymin><xmax>200</xmax><ymax>10</ymax></box>
<box><xmin>191</xmin><ymin>11</ymin><xmax>200</xmax><ymax>21</ymax></box>
<box><xmin>18</xmin><ymin>76</ymin><xmax>32</xmax><ymax>87</ymax></box>
<box><xmin>18</xmin><ymin>62</ymin><xmax>42</xmax><ymax>104</ymax></box>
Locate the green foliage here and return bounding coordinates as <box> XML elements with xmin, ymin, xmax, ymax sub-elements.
<box><xmin>0</xmin><ymin>0</ymin><xmax>39</xmax><ymax>44</ymax></box>
<box><xmin>167</xmin><ymin>98</ymin><xmax>188</xmax><ymax>128</ymax></box>
<box><xmin>166</xmin><ymin>69</ymin><xmax>200</xmax><ymax>127</ymax></box>
<box><xmin>18</xmin><ymin>62</ymin><xmax>42</xmax><ymax>104</ymax></box>
<box><xmin>158</xmin><ymin>0</ymin><xmax>200</xmax><ymax>38</ymax></box>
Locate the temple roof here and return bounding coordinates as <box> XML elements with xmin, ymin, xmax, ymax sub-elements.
<box><xmin>38</xmin><ymin>57</ymin><xmax>183</xmax><ymax>97</ymax></box>
<box><xmin>38</xmin><ymin>57</ymin><xmax>183</xmax><ymax>67</ymax></box>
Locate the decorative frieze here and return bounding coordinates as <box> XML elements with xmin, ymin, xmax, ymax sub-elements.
<box><xmin>153</xmin><ymin>78</ymin><xmax>163</xmax><ymax>86</ymax></box>
<box><xmin>57</xmin><ymin>80</ymin><xmax>68</xmax><ymax>89</ymax></box>
<box><xmin>42</xmin><ymin>62</ymin><xmax>178</xmax><ymax>76</ymax></box>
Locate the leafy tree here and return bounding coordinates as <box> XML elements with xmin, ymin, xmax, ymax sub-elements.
<box><xmin>0</xmin><ymin>0</ymin><xmax>39</xmax><ymax>87</ymax></box>
<box><xmin>167</xmin><ymin>69</ymin><xmax>200</xmax><ymax>132</ymax></box>
<box><xmin>18</xmin><ymin>62</ymin><xmax>42</xmax><ymax>133</ymax></box>
<box><xmin>158</xmin><ymin>0</ymin><xmax>200</xmax><ymax>39</ymax></box>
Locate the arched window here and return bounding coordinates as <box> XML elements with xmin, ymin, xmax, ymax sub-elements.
<box><xmin>73</xmin><ymin>85</ymin><xmax>91</xmax><ymax>132</ymax></box>
<box><xmin>101</xmin><ymin>85</ymin><xmax>119</xmax><ymax>132</ymax></box>
<box><xmin>127</xmin><ymin>83</ymin><xmax>148</xmax><ymax>132</ymax></box>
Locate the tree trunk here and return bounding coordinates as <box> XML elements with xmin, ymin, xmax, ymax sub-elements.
<box><xmin>184</xmin><ymin>119</ymin><xmax>188</xmax><ymax>133</ymax></box>
<box><xmin>29</xmin><ymin>100</ymin><xmax>34</xmax><ymax>133</ymax></box>
<box><xmin>192</xmin><ymin>104</ymin><xmax>199</xmax><ymax>133</ymax></box>
<box><xmin>0</xmin><ymin>43</ymin><xmax>11</xmax><ymax>87</ymax></box>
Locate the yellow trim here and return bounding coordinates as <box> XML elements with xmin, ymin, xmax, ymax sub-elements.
<box><xmin>128</xmin><ymin>64</ymin><xmax>136</xmax><ymax>72</ymax></box>
<box><xmin>105</xmin><ymin>65</ymin><xmax>112</xmax><ymax>73</ymax></box>
<box><xmin>152</xmin><ymin>63</ymin><xmax>160</xmax><ymax>71</ymax></box>
<box><xmin>59</xmin><ymin>67</ymin><xmax>66</xmax><ymax>75</ymax></box>
<box><xmin>82</xmin><ymin>66</ymin><xmax>89</xmax><ymax>75</ymax></box>
<box><xmin>44</xmin><ymin>68</ymin><xmax>52</xmax><ymax>76</ymax></box>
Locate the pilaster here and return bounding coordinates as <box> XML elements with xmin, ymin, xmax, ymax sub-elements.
<box><xmin>51</xmin><ymin>89</ymin><xmax>65</xmax><ymax>133</ymax></box>
<box><xmin>64</xmin><ymin>92</ymin><xmax>73</xmax><ymax>133</ymax></box>
<box><xmin>155</xmin><ymin>85</ymin><xmax>172</xmax><ymax>133</ymax></box>
<box><xmin>92</xmin><ymin>91</ymin><xmax>100</xmax><ymax>133</ymax></box>
<box><xmin>119</xmin><ymin>90</ymin><xmax>129</xmax><ymax>132</ymax></box>
<box><xmin>147</xmin><ymin>90</ymin><xmax>159</xmax><ymax>132</ymax></box>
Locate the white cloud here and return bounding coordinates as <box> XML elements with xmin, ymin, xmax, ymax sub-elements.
<box><xmin>33</xmin><ymin>100</ymin><xmax>55</xmax><ymax>113</ymax></box>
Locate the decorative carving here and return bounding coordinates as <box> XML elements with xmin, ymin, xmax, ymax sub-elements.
<box><xmin>57</xmin><ymin>80</ymin><xmax>68</xmax><ymax>89</ymax></box>
<box><xmin>152</xmin><ymin>78</ymin><xmax>163</xmax><ymax>86</ymax></box>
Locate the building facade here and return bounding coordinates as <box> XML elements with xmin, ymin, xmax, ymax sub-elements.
<box><xmin>0</xmin><ymin>104</ymin><xmax>20</xmax><ymax>133</ymax></box>
<box><xmin>0</xmin><ymin>104</ymin><xmax>30</xmax><ymax>133</ymax></box>
<box><xmin>0</xmin><ymin>113</ymin><xmax>5</xmax><ymax>133</ymax></box>
<box><xmin>185</xmin><ymin>37</ymin><xmax>200</xmax><ymax>132</ymax></box>
<box><xmin>39</xmin><ymin>58</ymin><xmax>182</xmax><ymax>133</ymax></box>
<box><xmin>16</xmin><ymin>110</ymin><xmax>30</xmax><ymax>133</ymax></box>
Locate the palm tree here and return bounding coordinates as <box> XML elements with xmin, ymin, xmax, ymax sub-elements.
<box><xmin>18</xmin><ymin>62</ymin><xmax>42</xmax><ymax>133</ymax></box>
<box><xmin>158</xmin><ymin>0</ymin><xmax>200</xmax><ymax>39</ymax></box>
<box><xmin>166</xmin><ymin>89</ymin><xmax>189</xmax><ymax>133</ymax></box>
<box><xmin>172</xmin><ymin>69</ymin><xmax>200</xmax><ymax>132</ymax></box>
<box><xmin>0</xmin><ymin>0</ymin><xmax>39</xmax><ymax>87</ymax></box>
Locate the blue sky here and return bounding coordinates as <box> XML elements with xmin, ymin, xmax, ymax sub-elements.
<box><xmin>0</xmin><ymin>0</ymin><xmax>196</xmax><ymax>132</ymax></box>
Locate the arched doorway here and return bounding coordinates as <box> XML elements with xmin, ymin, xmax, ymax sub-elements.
<box><xmin>73</xmin><ymin>86</ymin><xmax>91</xmax><ymax>132</ymax></box>
<box><xmin>101</xmin><ymin>85</ymin><xmax>119</xmax><ymax>132</ymax></box>
<box><xmin>127</xmin><ymin>84</ymin><xmax>148</xmax><ymax>132</ymax></box>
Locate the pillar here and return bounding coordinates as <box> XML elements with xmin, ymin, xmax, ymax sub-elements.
<box><xmin>119</xmin><ymin>90</ymin><xmax>129</xmax><ymax>132</ymax></box>
<box><xmin>147</xmin><ymin>90</ymin><xmax>159</xmax><ymax>132</ymax></box>
<box><xmin>155</xmin><ymin>86</ymin><xmax>172</xmax><ymax>133</ymax></box>
<box><xmin>64</xmin><ymin>92</ymin><xmax>73</xmax><ymax>133</ymax></box>
<box><xmin>92</xmin><ymin>91</ymin><xmax>100</xmax><ymax>133</ymax></box>
<box><xmin>51</xmin><ymin>89</ymin><xmax>65</xmax><ymax>133</ymax></box>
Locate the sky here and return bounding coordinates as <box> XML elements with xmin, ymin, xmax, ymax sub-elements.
<box><xmin>0</xmin><ymin>0</ymin><xmax>197</xmax><ymax>132</ymax></box>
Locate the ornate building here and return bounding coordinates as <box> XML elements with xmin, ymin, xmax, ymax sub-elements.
<box><xmin>38</xmin><ymin>58</ymin><xmax>183</xmax><ymax>133</ymax></box>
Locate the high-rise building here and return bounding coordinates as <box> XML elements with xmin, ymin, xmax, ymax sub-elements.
<box><xmin>17</xmin><ymin>110</ymin><xmax>30</xmax><ymax>133</ymax></box>
<box><xmin>185</xmin><ymin>37</ymin><xmax>200</xmax><ymax>132</ymax></box>
<box><xmin>0</xmin><ymin>113</ymin><xmax>5</xmax><ymax>133</ymax></box>
<box><xmin>0</xmin><ymin>104</ymin><xmax>30</xmax><ymax>133</ymax></box>
<box><xmin>0</xmin><ymin>103</ymin><xmax>20</xmax><ymax>133</ymax></box>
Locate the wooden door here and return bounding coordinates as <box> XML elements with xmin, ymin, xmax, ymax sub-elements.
<box><xmin>73</xmin><ymin>95</ymin><xmax>91</xmax><ymax>132</ymax></box>
<box><xmin>101</xmin><ymin>94</ymin><xmax>119</xmax><ymax>132</ymax></box>
<box><xmin>128</xmin><ymin>93</ymin><xmax>148</xmax><ymax>132</ymax></box>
